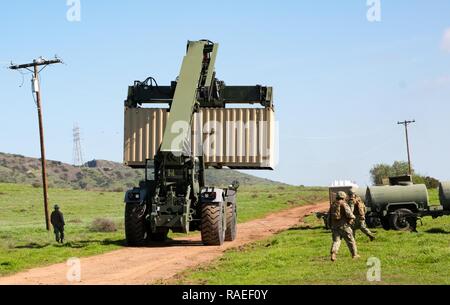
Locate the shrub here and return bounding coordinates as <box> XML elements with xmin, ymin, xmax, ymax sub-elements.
<box><xmin>32</xmin><ymin>182</ymin><xmax>42</xmax><ymax>188</ymax></box>
<box><xmin>89</xmin><ymin>218</ymin><xmax>117</xmax><ymax>232</ymax></box>
<box><xmin>78</xmin><ymin>181</ymin><xmax>88</xmax><ymax>189</ymax></box>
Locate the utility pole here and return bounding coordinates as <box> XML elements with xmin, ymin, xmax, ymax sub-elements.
<box><xmin>397</xmin><ymin>120</ymin><xmax>416</xmax><ymax>176</ymax></box>
<box><xmin>9</xmin><ymin>57</ymin><xmax>62</xmax><ymax>231</ymax></box>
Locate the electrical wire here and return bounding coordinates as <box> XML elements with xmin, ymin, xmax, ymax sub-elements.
<box><xmin>15</xmin><ymin>68</ymin><xmax>32</xmax><ymax>88</ymax></box>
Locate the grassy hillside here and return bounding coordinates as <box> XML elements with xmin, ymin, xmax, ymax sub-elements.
<box><xmin>0</xmin><ymin>183</ymin><xmax>327</xmax><ymax>276</ymax></box>
<box><xmin>0</xmin><ymin>152</ymin><xmax>284</xmax><ymax>192</ymax></box>
<box><xmin>174</xmin><ymin>194</ymin><xmax>450</xmax><ymax>285</ymax></box>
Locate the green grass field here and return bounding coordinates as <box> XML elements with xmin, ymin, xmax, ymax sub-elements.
<box><xmin>175</xmin><ymin>190</ymin><xmax>450</xmax><ymax>285</ymax></box>
<box><xmin>0</xmin><ymin>183</ymin><xmax>327</xmax><ymax>276</ymax></box>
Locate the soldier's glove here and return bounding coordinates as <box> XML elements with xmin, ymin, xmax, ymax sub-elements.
<box><xmin>348</xmin><ymin>219</ymin><xmax>355</xmax><ymax>226</ymax></box>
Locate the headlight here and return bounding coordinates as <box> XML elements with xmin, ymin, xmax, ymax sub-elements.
<box><xmin>128</xmin><ymin>192</ymin><xmax>140</xmax><ymax>200</ymax></box>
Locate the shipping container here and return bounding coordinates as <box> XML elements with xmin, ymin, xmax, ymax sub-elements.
<box><xmin>124</xmin><ymin>107</ymin><xmax>276</xmax><ymax>169</ymax></box>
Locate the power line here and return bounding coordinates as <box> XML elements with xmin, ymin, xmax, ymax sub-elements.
<box><xmin>9</xmin><ymin>56</ymin><xmax>63</xmax><ymax>231</ymax></box>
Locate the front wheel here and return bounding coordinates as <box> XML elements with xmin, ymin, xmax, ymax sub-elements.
<box><xmin>201</xmin><ymin>202</ymin><xmax>226</xmax><ymax>246</ymax></box>
<box><xmin>125</xmin><ymin>203</ymin><xmax>147</xmax><ymax>247</ymax></box>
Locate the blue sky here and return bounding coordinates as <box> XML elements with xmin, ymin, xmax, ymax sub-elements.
<box><xmin>1</xmin><ymin>1</ymin><xmax>450</xmax><ymax>186</ymax></box>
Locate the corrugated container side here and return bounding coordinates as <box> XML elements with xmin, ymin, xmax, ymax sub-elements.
<box><xmin>124</xmin><ymin>107</ymin><xmax>276</xmax><ymax>169</ymax></box>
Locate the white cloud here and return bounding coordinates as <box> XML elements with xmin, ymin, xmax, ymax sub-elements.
<box><xmin>441</xmin><ymin>28</ymin><xmax>450</xmax><ymax>53</ymax></box>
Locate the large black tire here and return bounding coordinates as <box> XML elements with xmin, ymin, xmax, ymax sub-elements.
<box><xmin>389</xmin><ymin>208</ymin><xmax>415</xmax><ymax>231</ymax></box>
<box><xmin>150</xmin><ymin>228</ymin><xmax>169</xmax><ymax>242</ymax></box>
<box><xmin>125</xmin><ymin>203</ymin><xmax>147</xmax><ymax>247</ymax></box>
<box><xmin>365</xmin><ymin>216</ymin><xmax>380</xmax><ymax>229</ymax></box>
<box><xmin>381</xmin><ymin>217</ymin><xmax>391</xmax><ymax>230</ymax></box>
<box><xmin>201</xmin><ymin>202</ymin><xmax>226</xmax><ymax>246</ymax></box>
<box><xmin>225</xmin><ymin>202</ymin><xmax>237</xmax><ymax>241</ymax></box>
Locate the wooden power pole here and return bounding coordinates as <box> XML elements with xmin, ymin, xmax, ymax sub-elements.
<box><xmin>9</xmin><ymin>57</ymin><xmax>62</xmax><ymax>231</ymax></box>
<box><xmin>397</xmin><ymin>120</ymin><xmax>416</xmax><ymax>176</ymax></box>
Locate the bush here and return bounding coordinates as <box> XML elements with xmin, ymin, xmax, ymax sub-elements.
<box><xmin>89</xmin><ymin>218</ymin><xmax>117</xmax><ymax>232</ymax></box>
<box><xmin>413</xmin><ymin>175</ymin><xmax>440</xmax><ymax>189</ymax></box>
<box><xmin>78</xmin><ymin>181</ymin><xmax>88</xmax><ymax>189</ymax></box>
<box><xmin>32</xmin><ymin>181</ymin><xmax>42</xmax><ymax>188</ymax></box>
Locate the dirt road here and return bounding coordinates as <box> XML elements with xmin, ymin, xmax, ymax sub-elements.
<box><xmin>0</xmin><ymin>202</ymin><xmax>328</xmax><ymax>285</ymax></box>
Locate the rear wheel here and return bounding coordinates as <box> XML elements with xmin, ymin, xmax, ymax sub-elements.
<box><xmin>201</xmin><ymin>202</ymin><xmax>226</xmax><ymax>246</ymax></box>
<box><xmin>125</xmin><ymin>203</ymin><xmax>147</xmax><ymax>247</ymax></box>
<box><xmin>389</xmin><ymin>209</ymin><xmax>415</xmax><ymax>231</ymax></box>
<box><xmin>225</xmin><ymin>202</ymin><xmax>237</xmax><ymax>241</ymax></box>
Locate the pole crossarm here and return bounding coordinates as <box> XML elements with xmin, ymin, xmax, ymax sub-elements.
<box><xmin>9</xmin><ymin>58</ymin><xmax>62</xmax><ymax>70</ymax></box>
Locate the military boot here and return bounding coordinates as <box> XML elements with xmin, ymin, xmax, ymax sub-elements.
<box><xmin>350</xmin><ymin>245</ymin><xmax>359</xmax><ymax>259</ymax></box>
<box><xmin>331</xmin><ymin>253</ymin><xmax>337</xmax><ymax>262</ymax></box>
<box><xmin>369</xmin><ymin>235</ymin><xmax>376</xmax><ymax>242</ymax></box>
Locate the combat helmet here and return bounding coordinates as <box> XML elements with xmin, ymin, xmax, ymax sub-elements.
<box><xmin>336</xmin><ymin>191</ymin><xmax>347</xmax><ymax>200</ymax></box>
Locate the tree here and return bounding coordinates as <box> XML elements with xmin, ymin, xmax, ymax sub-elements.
<box><xmin>370</xmin><ymin>161</ymin><xmax>411</xmax><ymax>185</ymax></box>
<box><xmin>370</xmin><ymin>163</ymin><xmax>392</xmax><ymax>185</ymax></box>
<box><xmin>413</xmin><ymin>176</ymin><xmax>440</xmax><ymax>189</ymax></box>
<box><xmin>391</xmin><ymin>161</ymin><xmax>412</xmax><ymax>176</ymax></box>
<box><xmin>370</xmin><ymin>161</ymin><xmax>439</xmax><ymax>189</ymax></box>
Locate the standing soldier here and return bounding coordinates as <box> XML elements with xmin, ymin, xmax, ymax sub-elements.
<box><xmin>348</xmin><ymin>188</ymin><xmax>375</xmax><ymax>241</ymax></box>
<box><xmin>50</xmin><ymin>204</ymin><xmax>65</xmax><ymax>243</ymax></box>
<box><xmin>328</xmin><ymin>191</ymin><xmax>359</xmax><ymax>262</ymax></box>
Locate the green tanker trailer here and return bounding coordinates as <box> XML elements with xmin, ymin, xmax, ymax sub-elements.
<box><xmin>365</xmin><ymin>182</ymin><xmax>450</xmax><ymax>231</ymax></box>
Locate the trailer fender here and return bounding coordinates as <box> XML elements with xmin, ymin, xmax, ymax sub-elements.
<box><xmin>386</xmin><ymin>202</ymin><xmax>419</xmax><ymax>214</ymax></box>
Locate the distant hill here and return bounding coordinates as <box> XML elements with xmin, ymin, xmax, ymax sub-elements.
<box><xmin>0</xmin><ymin>152</ymin><xmax>284</xmax><ymax>191</ymax></box>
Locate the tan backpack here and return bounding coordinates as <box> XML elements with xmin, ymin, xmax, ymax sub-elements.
<box><xmin>330</xmin><ymin>201</ymin><xmax>342</xmax><ymax>221</ymax></box>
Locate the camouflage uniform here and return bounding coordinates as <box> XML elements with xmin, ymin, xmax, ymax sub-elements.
<box><xmin>328</xmin><ymin>192</ymin><xmax>358</xmax><ymax>261</ymax></box>
<box><xmin>348</xmin><ymin>193</ymin><xmax>375</xmax><ymax>241</ymax></box>
<box><xmin>50</xmin><ymin>205</ymin><xmax>65</xmax><ymax>243</ymax></box>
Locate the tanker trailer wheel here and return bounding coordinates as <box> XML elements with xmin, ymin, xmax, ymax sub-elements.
<box><xmin>125</xmin><ymin>203</ymin><xmax>147</xmax><ymax>247</ymax></box>
<box><xmin>365</xmin><ymin>217</ymin><xmax>380</xmax><ymax>229</ymax></box>
<box><xmin>389</xmin><ymin>208</ymin><xmax>415</xmax><ymax>231</ymax></box>
<box><xmin>380</xmin><ymin>217</ymin><xmax>391</xmax><ymax>231</ymax></box>
<box><xmin>225</xmin><ymin>202</ymin><xmax>237</xmax><ymax>242</ymax></box>
<box><xmin>150</xmin><ymin>227</ymin><xmax>169</xmax><ymax>242</ymax></box>
<box><xmin>201</xmin><ymin>201</ymin><xmax>226</xmax><ymax>246</ymax></box>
